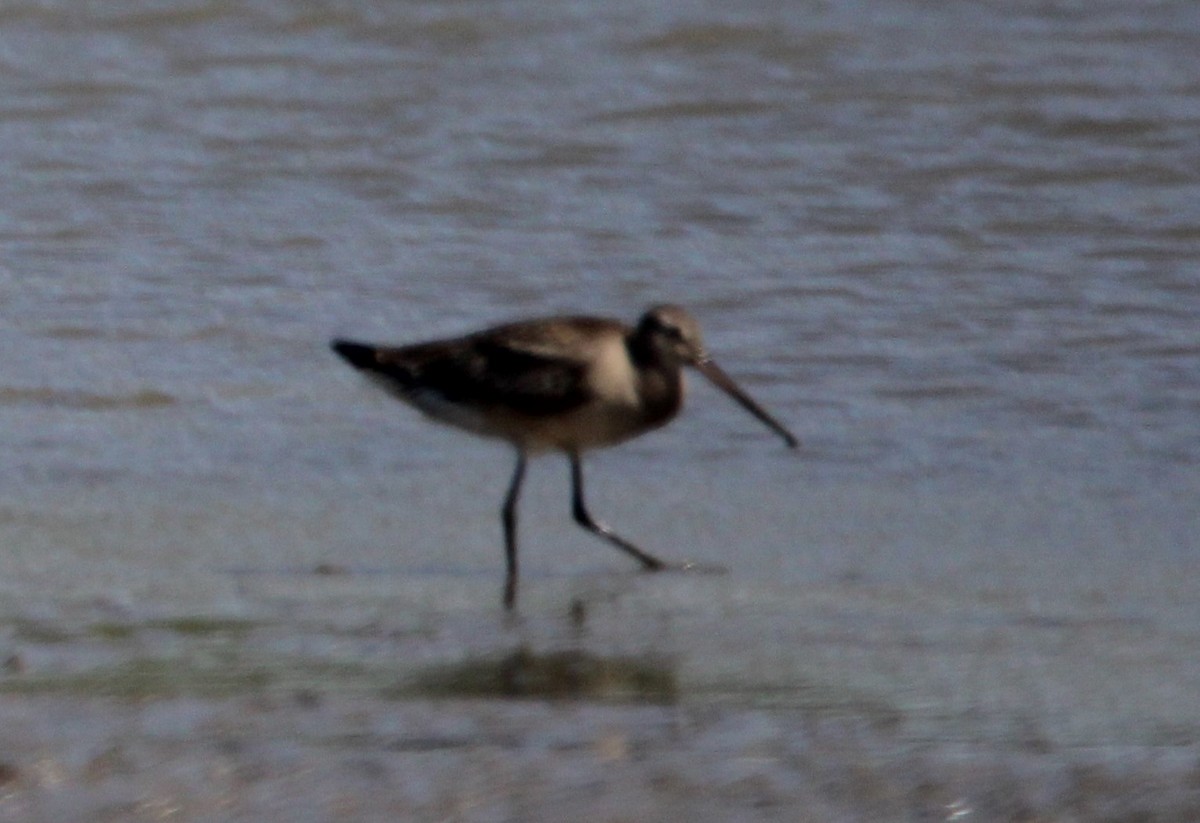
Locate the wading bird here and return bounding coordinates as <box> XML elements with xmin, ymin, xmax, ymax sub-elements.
<box><xmin>331</xmin><ymin>304</ymin><xmax>797</xmax><ymax>609</ymax></box>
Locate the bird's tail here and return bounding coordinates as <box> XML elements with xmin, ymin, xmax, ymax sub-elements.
<box><xmin>330</xmin><ymin>339</ymin><xmax>381</xmax><ymax>371</ymax></box>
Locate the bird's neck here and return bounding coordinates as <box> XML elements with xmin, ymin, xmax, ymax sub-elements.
<box><xmin>626</xmin><ymin>337</ymin><xmax>683</xmax><ymax>424</ymax></box>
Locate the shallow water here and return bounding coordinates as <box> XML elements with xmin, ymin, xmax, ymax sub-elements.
<box><xmin>2</xmin><ymin>0</ymin><xmax>1199</xmax><ymax>818</ymax></box>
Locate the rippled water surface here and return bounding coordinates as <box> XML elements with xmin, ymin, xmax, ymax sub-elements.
<box><xmin>1</xmin><ymin>0</ymin><xmax>1199</xmax><ymax>818</ymax></box>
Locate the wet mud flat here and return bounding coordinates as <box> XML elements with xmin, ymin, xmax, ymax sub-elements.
<box><xmin>1</xmin><ymin>614</ymin><xmax>1198</xmax><ymax>823</ymax></box>
<box><xmin>2</xmin><ymin>474</ymin><xmax>1198</xmax><ymax>820</ymax></box>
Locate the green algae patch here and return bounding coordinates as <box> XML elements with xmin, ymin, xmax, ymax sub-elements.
<box><xmin>88</xmin><ymin>617</ymin><xmax>261</xmax><ymax>640</ymax></box>
<box><xmin>145</xmin><ymin>617</ymin><xmax>260</xmax><ymax>636</ymax></box>
<box><xmin>5</xmin><ymin>617</ymin><xmax>262</xmax><ymax>645</ymax></box>
<box><xmin>0</xmin><ymin>644</ymin><xmax>397</xmax><ymax>701</ymax></box>
<box><xmin>7</xmin><ymin>619</ymin><xmax>75</xmax><ymax>644</ymax></box>
<box><xmin>88</xmin><ymin>623</ymin><xmax>139</xmax><ymax>641</ymax></box>
<box><xmin>395</xmin><ymin>647</ymin><xmax>678</xmax><ymax>704</ymax></box>
<box><xmin>0</xmin><ymin>657</ymin><xmax>274</xmax><ymax>700</ymax></box>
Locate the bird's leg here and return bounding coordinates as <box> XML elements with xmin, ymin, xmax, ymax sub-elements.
<box><xmin>501</xmin><ymin>450</ymin><xmax>527</xmax><ymax>609</ymax></box>
<box><xmin>568</xmin><ymin>451</ymin><xmax>666</xmax><ymax>571</ymax></box>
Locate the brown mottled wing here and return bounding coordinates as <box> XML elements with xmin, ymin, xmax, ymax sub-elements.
<box><xmin>373</xmin><ymin>334</ymin><xmax>593</xmax><ymax>417</ymax></box>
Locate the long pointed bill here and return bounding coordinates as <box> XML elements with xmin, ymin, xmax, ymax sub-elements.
<box><xmin>694</xmin><ymin>358</ymin><xmax>799</xmax><ymax>449</ymax></box>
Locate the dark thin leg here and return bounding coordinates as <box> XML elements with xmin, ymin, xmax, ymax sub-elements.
<box><xmin>568</xmin><ymin>451</ymin><xmax>666</xmax><ymax>571</ymax></box>
<box><xmin>501</xmin><ymin>450</ymin><xmax>527</xmax><ymax>609</ymax></box>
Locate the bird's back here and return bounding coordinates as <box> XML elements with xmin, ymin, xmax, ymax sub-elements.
<box><xmin>331</xmin><ymin>315</ymin><xmax>677</xmax><ymax>451</ymax></box>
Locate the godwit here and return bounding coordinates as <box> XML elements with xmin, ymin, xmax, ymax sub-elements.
<box><xmin>331</xmin><ymin>304</ymin><xmax>797</xmax><ymax>609</ymax></box>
